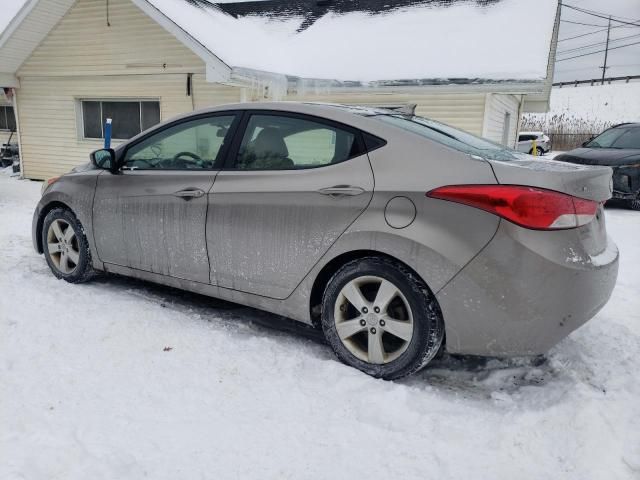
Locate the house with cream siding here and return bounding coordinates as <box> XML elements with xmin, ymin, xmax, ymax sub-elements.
<box><xmin>0</xmin><ymin>0</ymin><xmax>560</xmax><ymax>180</ymax></box>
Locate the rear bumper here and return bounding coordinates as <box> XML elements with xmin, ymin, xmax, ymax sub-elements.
<box><xmin>612</xmin><ymin>191</ymin><xmax>638</xmax><ymax>200</ymax></box>
<box><xmin>436</xmin><ymin>219</ymin><xmax>618</xmax><ymax>356</ymax></box>
<box><xmin>612</xmin><ymin>165</ymin><xmax>640</xmax><ymax>200</ymax></box>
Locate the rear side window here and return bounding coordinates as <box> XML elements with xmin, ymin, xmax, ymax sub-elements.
<box><xmin>372</xmin><ymin>114</ymin><xmax>519</xmax><ymax>161</ymax></box>
<box><xmin>233</xmin><ymin>114</ymin><xmax>364</xmax><ymax>170</ymax></box>
<box><xmin>614</xmin><ymin>128</ymin><xmax>640</xmax><ymax>149</ymax></box>
<box><xmin>587</xmin><ymin>126</ymin><xmax>640</xmax><ymax>149</ymax></box>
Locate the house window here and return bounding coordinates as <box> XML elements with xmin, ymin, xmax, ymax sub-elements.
<box><xmin>81</xmin><ymin>100</ymin><xmax>160</xmax><ymax>140</ymax></box>
<box><xmin>0</xmin><ymin>106</ymin><xmax>16</xmax><ymax>131</ymax></box>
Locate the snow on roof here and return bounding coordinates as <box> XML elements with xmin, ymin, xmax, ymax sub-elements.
<box><xmin>147</xmin><ymin>0</ymin><xmax>559</xmax><ymax>83</ymax></box>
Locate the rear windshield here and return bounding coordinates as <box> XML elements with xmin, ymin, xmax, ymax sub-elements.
<box><xmin>370</xmin><ymin>114</ymin><xmax>521</xmax><ymax>161</ymax></box>
<box><xmin>586</xmin><ymin>126</ymin><xmax>640</xmax><ymax>149</ymax></box>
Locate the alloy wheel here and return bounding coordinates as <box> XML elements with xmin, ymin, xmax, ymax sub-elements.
<box><xmin>46</xmin><ymin>219</ymin><xmax>80</xmax><ymax>274</ymax></box>
<box><xmin>334</xmin><ymin>275</ymin><xmax>414</xmax><ymax>364</ymax></box>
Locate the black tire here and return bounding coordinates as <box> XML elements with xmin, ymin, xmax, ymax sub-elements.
<box><xmin>529</xmin><ymin>147</ymin><xmax>544</xmax><ymax>156</ymax></box>
<box><xmin>321</xmin><ymin>256</ymin><xmax>444</xmax><ymax>380</ymax></box>
<box><xmin>42</xmin><ymin>207</ymin><xmax>95</xmax><ymax>283</ymax></box>
<box><xmin>629</xmin><ymin>196</ymin><xmax>640</xmax><ymax>211</ymax></box>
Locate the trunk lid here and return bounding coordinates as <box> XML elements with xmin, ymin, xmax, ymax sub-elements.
<box><xmin>487</xmin><ymin>157</ymin><xmax>613</xmax><ymax>202</ymax></box>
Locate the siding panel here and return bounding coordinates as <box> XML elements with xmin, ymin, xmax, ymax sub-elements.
<box><xmin>288</xmin><ymin>92</ymin><xmax>486</xmax><ymax>135</ymax></box>
<box><xmin>0</xmin><ymin>0</ymin><xmax>76</xmax><ymax>74</ymax></box>
<box><xmin>18</xmin><ymin>0</ymin><xmax>205</xmax><ymax>77</ymax></box>
<box><xmin>483</xmin><ymin>93</ymin><xmax>521</xmax><ymax>147</ymax></box>
<box><xmin>15</xmin><ymin>0</ymin><xmax>242</xmax><ymax>180</ymax></box>
<box><xmin>17</xmin><ymin>75</ymin><xmax>239</xmax><ymax>179</ymax></box>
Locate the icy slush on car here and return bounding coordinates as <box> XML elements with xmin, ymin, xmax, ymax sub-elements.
<box><xmin>33</xmin><ymin>102</ymin><xmax>618</xmax><ymax>379</ymax></box>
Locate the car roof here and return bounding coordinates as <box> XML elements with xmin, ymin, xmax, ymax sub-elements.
<box><xmin>191</xmin><ymin>101</ymin><xmax>393</xmax><ymax>117</ymax></box>
<box><xmin>117</xmin><ymin>102</ymin><xmax>396</xmax><ymax>150</ymax></box>
<box><xmin>159</xmin><ymin>101</ymin><xmax>385</xmax><ymax>125</ymax></box>
<box><xmin>611</xmin><ymin>122</ymin><xmax>640</xmax><ymax>129</ymax></box>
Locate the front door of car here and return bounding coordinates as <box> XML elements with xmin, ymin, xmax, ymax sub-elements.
<box><xmin>517</xmin><ymin>135</ymin><xmax>533</xmax><ymax>153</ymax></box>
<box><xmin>208</xmin><ymin>112</ymin><xmax>374</xmax><ymax>299</ymax></box>
<box><xmin>93</xmin><ymin>114</ymin><xmax>238</xmax><ymax>283</ymax></box>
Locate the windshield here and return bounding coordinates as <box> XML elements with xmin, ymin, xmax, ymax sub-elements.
<box><xmin>586</xmin><ymin>126</ymin><xmax>640</xmax><ymax>149</ymax></box>
<box><xmin>370</xmin><ymin>114</ymin><xmax>521</xmax><ymax>161</ymax></box>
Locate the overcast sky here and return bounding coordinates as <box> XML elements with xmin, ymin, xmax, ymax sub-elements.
<box><xmin>1</xmin><ymin>0</ymin><xmax>638</xmax><ymax>83</ymax></box>
<box><xmin>554</xmin><ymin>0</ymin><xmax>640</xmax><ymax>82</ymax></box>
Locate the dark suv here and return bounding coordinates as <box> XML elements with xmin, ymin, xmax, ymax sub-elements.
<box><xmin>555</xmin><ymin>123</ymin><xmax>640</xmax><ymax>210</ymax></box>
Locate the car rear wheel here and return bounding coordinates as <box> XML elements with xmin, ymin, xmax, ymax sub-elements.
<box><xmin>321</xmin><ymin>256</ymin><xmax>444</xmax><ymax>380</ymax></box>
<box><xmin>629</xmin><ymin>195</ymin><xmax>640</xmax><ymax>211</ymax></box>
<box><xmin>530</xmin><ymin>147</ymin><xmax>544</xmax><ymax>156</ymax></box>
<box><xmin>42</xmin><ymin>208</ymin><xmax>94</xmax><ymax>283</ymax></box>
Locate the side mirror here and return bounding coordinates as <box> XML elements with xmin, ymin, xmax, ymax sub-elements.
<box><xmin>90</xmin><ymin>148</ymin><xmax>116</xmax><ymax>171</ymax></box>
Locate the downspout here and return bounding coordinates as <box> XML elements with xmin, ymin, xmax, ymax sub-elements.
<box><xmin>481</xmin><ymin>93</ymin><xmax>493</xmax><ymax>138</ymax></box>
<box><xmin>515</xmin><ymin>94</ymin><xmax>525</xmax><ymax>149</ymax></box>
<box><xmin>187</xmin><ymin>73</ymin><xmax>195</xmax><ymax>111</ymax></box>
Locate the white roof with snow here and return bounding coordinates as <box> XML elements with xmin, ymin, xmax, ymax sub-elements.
<box><xmin>148</xmin><ymin>0</ymin><xmax>559</xmax><ymax>83</ymax></box>
<box><xmin>0</xmin><ymin>0</ymin><xmax>559</xmax><ymax>89</ymax></box>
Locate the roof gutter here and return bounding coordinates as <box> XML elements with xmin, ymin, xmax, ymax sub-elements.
<box><xmin>228</xmin><ymin>67</ymin><xmax>546</xmax><ymax>96</ymax></box>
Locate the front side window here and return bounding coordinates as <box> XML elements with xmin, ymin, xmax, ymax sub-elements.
<box><xmin>123</xmin><ymin>115</ymin><xmax>235</xmax><ymax>170</ymax></box>
<box><xmin>81</xmin><ymin>100</ymin><xmax>160</xmax><ymax>140</ymax></box>
<box><xmin>586</xmin><ymin>126</ymin><xmax>640</xmax><ymax>149</ymax></box>
<box><xmin>0</xmin><ymin>106</ymin><xmax>16</xmax><ymax>131</ymax></box>
<box><xmin>234</xmin><ymin>114</ymin><xmax>360</xmax><ymax>170</ymax></box>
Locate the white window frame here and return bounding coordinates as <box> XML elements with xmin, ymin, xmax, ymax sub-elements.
<box><xmin>75</xmin><ymin>97</ymin><xmax>161</xmax><ymax>142</ymax></box>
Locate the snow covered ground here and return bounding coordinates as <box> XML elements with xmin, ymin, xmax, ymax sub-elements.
<box><xmin>1</xmin><ymin>170</ymin><xmax>639</xmax><ymax>479</ymax></box>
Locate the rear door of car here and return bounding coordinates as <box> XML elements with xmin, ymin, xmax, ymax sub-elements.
<box><xmin>517</xmin><ymin>134</ymin><xmax>533</xmax><ymax>153</ymax></box>
<box><xmin>207</xmin><ymin>111</ymin><xmax>375</xmax><ymax>299</ymax></box>
<box><xmin>93</xmin><ymin>113</ymin><xmax>239</xmax><ymax>283</ymax></box>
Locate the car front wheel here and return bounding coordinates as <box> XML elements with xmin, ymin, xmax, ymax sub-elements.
<box><xmin>42</xmin><ymin>207</ymin><xmax>95</xmax><ymax>283</ymax></box>
<box><xmin>321</xmin><ymin>256</ymin><xmax>444</xmax><ymax>380</ymax></box>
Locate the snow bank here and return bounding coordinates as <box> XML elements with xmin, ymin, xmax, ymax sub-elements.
<box><xmin>147</xmin><ymin>0</ymin><xmax>558</xmax><ymax>82</ymax></box>
<box><xmin>1</xmin><ymin>173</ymin><xmax>639</xmax><ymax>479</ymax></box>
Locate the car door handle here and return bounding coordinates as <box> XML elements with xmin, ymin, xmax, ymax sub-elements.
<box><xmin>317</xmin><ymin>185</ymin><xmax>365</xmax><ymax>197</ymax></box>
<box><xmin>173</xmin><ymin>188</ymin><xmax>205</xmax><ymax>200</ymax></box>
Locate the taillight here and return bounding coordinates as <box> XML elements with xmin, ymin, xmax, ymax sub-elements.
<box><xmin>426</xmin><ymin>185</ymin><xmax>599</xmax><ymax>230</ymax></box>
